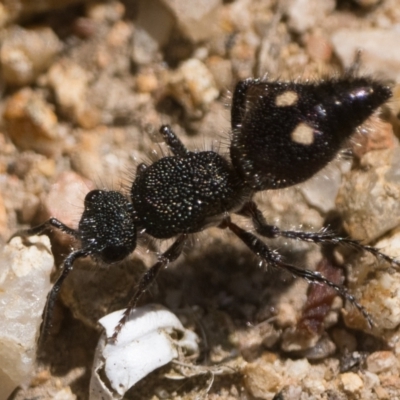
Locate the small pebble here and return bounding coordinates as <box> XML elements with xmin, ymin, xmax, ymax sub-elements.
<box><xmin>340</xmin><ymin>372</ymin><xmax>364</xmax><ymax>393</ymax></box>
<box><xmin>1</xmin><ymin>26</ymin><xmax>61</xmax><ymax>86</ymax></box>
<box><xmin>285</xmin><ymin>359</ymin><xmax>311</xmax><ymax>380</ymax></box>
<box><xmin>331</xmin><ymin>29</ymin><xmax>400</xmax><ymax>81</ymax></box>
<box><xmin>299</xmin><ymin>335</ymin><xmax>336</xmax><ymax>360</ymax></box>
<box><xmin>206</xmin><ymin>55</ymin><xmax>233</xmax><ymax>90</ymax></box>
<box><xmin>336</xmin><ymin>146</ymin><xmax>400</xmax><ymax>242</ymax></box>
<box><xmin>284</xmin><ymin>0</ymin><xmax>335</xmax><ymax>34</ymax></box>
<box><xmin>243</xmin><ymin>362</ymin><xmax>282</xmax><ymax>399</ymax></box>
<box><xmin>165</xmin><ymin>58</ymin><xmax>219</xmax><ymax>118</ymax></box>
<box><xmin>3</xmin><ymin>88</ymin><xmax>62</xmax><ymax>157</ymax></box>
<box><xmin>160</xmin><ymin>0</ymin><xmax>222</xmax><ymax>42</ymax></box>
<box><xmin>131</xmin><ymin>0</ymin><xmax>173</xmax><ymax>65</ymax></box>
<box><xmin>367</xmin><ymin>351</ymin><xmax>399</xmax><ymax>374</ymax></box>
<box><xmin>135</xmin><ymin>71</ymin><xmax>159</xmax><ymax>93</ymax></box>
<box><xmin>47</xmin><ymin>59</ymin><xmax>100</xmax><ymax>129</ymax></box>
<box><xmin>85</xmin><ymin>1</ymin><xmax>125</xmax><ymax>23</ymax></box>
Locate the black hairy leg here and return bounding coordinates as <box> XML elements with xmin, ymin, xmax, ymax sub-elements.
<box><xmin>109</xmin><ymin>233</ymin><xmax>187</xmax><ymax>342</ymax></box>
<box><xmin>221</xmin><ymin>217</ymin><xmax>374</xmax><ymax>328</ymax></box>
<box><xmin>239</xmin><ymin>201</ymin><xmax>400</xmax><ymax>267</ymax></box>
<box><xmin>10</xmin><ymin>217</ymin><xmax>79</xmax><ymax>241</ymax></box>
<box><xmin>11</xmin><ymin>218</ymin><xmax>88</xmax><ymax>344</ymax></box>
<box><xmin>40</xmin><ymin>249</ymin><xmax>90</xmax><ymax>346</ymax></box>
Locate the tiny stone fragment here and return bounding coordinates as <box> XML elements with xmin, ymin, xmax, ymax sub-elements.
<box><xmin>1</xmin><ymin>26</ymin><xmax>61</xmax><ymax>86</ymax></box>
<box><xmin>340</xmin><ymin>372</ymin><xmax>363</xmax><ymax>394</ymax></box>
<box><xmin>284</xmin><ymin>359</ymin><xmax>311</xmax><ymax>381</ymax></box>
<box><xmin>160</xmin><ymin>0</ymin><xmax>222</xmax><ymax>42</ymax></box>
<box><xmin>336</xmin><ymin>146</ymin><xmax>400</xmax><ymax>242</ymax></box>
<box><xmin>243</xmin><ymin>362</ymin><xmax>282</xmax><ymax>399</ymax></box>
<box><xmin>283</xmin><ymin>0</ymin><xmax>335</xmax><ymax>34</ymax></box>
<box><xmin>366</xmin><ymin>351</ymin><xmax>399</xmax><ymax>374</ymax></box>
<box><xmin>331</xmin><ymin>29</ymin><xmax>400</xmax><ymax>81</ymax></box>
<box><xmin>165</xmin><ymin>58</ymin><xmax>219</xmax><ymax>118</ymax></box>
<box><xmin>131</xmin><ymin>0</ymin><xmax>174</xmax><ymax>65</ymax></box>
<box><xmin>292</xmin><ymin>334</ymin><xmax>336</xmax><ymax>360</ymax></box>
<box><xmin>87</xmin><ymin>74</ymin><xmax>141</xmax><ymax>125</ymax></box>
<box><xmin>135</xmin><ymin>71</ymin><xmax>159</xmax><ymax>93</ymax></box>
<box><xmin>47</xmin><ymin>59</ymin><xmax>100</xmax><ymax>129</ymax></box>
<box><xmin>206</xmin><ymin>56</ymin><xmax>233</xmax><ymax>90</ymax></box>
<box><xmin>85</xmin><ymin>1</ymin><xmax>125</xmax><ymax>23</ymax></box>
<box><xmin>232</xmin><ymin>321</ymin><xmax>280</xmax><ymax>360</ymax></box>
<box><xmin>3</xmin><ymin>88</ymin><xmax>62</xmax><ymax>157</ymax></box>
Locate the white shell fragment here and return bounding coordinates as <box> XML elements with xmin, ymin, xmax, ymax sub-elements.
<box><xmin>89</xmin><ymin>304</ymin><xmax>199</xmax><ymax>400</ymax></box>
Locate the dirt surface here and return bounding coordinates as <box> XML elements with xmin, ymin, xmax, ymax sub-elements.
<box><xmin>2</xmin><ymin>0</ymin><xmax>400</xmax><ymax>399</ymax></box>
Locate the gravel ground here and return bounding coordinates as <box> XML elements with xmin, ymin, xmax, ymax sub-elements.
<box><xmin>1</xmin><ymin>0</ymin><xmax>400</xmax><ymax>399</ymax></box>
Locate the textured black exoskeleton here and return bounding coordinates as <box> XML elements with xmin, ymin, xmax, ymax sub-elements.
<box><xmin>230</xmin><ymin>77</ymin><xmax>391</xmax><ymax>190</ymax></box>
<box><xmin>11</xmin><ymin>75</ymin><xmax>398</xmax><ymax>344</ymax></box>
